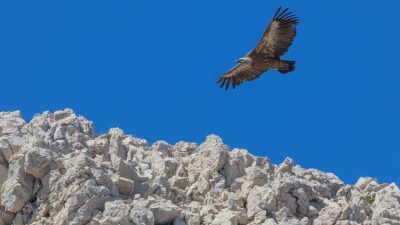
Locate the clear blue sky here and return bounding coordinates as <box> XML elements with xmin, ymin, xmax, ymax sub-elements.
<box><xmin>1</xmin><ymin>1</ymin><xmax>399</xmax><ymax>185</ymax></box>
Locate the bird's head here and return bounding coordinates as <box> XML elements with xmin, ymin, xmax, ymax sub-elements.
<box><xmin>236</xmin><ymin>57</ymin><xmax>251</xmax><ymax>64</ymax></box>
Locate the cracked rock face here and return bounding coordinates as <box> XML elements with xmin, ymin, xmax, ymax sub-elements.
<box><xmin>0</xmin><ymin>109</ymin><xmax>398</xmax><ymax>225</ymax></box>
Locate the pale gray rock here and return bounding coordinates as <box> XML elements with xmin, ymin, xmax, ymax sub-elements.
<box><xmin>313</xmin><ymin>199</ymin><xmax>342</xmax><ymax>225</ymax></box>
<box><xmin>151</xmin><ymin>140</ymin><xmax>174</xmax><ymax>157</ymax></box>
<box><xmin>0</xmin><ymin>109</ymin><xmax>397</xmax><ymax>225</ymax></box>
<box><xmin>0</xmin><ymin>210</ymin><xmax>14</xmax><ymax>225</ymax></box>
<box><xmin>191</xmin><ymin>134</ymin><xmax>229</xmax><ymax>172</ymax></box>
<box><xmin>129</xmin><ymin>206</ymin><xmax>154</xmax><ymax>225</ymax></box>
<box><xmin>174</xmin><ymin>217</ymin><xmax>187</xmax><ymax>225</ymax></box>
<box><xmin>24</xmin><ymin>146</ymin><xmax>58</xmax><ymax>178</ymax></box>
<box><xmin>246</xmin><ymin>185</ymin><xmax>276</xmax><ymax>217</ymax></box>
<box><xmin>99</xmin><ymin>200</ymin><xmax>132</xmax><ymax>225</ymax></box>
<box><xmin>263</xmin><ymin>218</ymin><xmax>278</xmax><ymax>225</ymax></box>
<box><xmin>210</xmin><ymin>208</ymin><xmax>249</xmax><ymax>225</ymax></box>
<box><xmin>149</xmin><ymin>200</ymin><xmax>180</xmax><ymax>224</ymax></box>
<box><xmin>0</xmin><ymin>135</ymin><xmax>26</xmax><ymax>162</ymax></box>
<box><xmin>116</xmin><ymin>177</ymin><xmax>135</xmax><ymax>196</ymax></box>
<box><xmin>221</xmin><ymin>149</ymin><xmax>248</xmax><ymax>187</ymax></box>
<box><xmin>108</xmin><ymin>128</ymin><xmax>128</xmax><ymax>164</ymax></box>
<box><xmin>173</xmin><ymin>141</ymin><xmax>197</xmax><ymax>157</ymax></box>
<box><xmin>371</xmin><ymin>183</ymin><xmax>400</xmax><ymax>223</ymax></box>
<box><xmin>336</xmin><ymin>185</ymin><xmax>371</xmax><ymax>223</ymax></box>
<box><xmin>1</xmin><ymin>155</ymin><xmax>34</xmax><ymax>213</ymax></box>
<box><xmin>356</xmin><ymin>177</ymin><xmax>387</xmax><ymax>193</ymax></box>
<box><xmin>0</xmin><ymin>163</ymin><xmax>8</xmax><ymax>191</ymax></box>
<box><xmin>0</xmin><ymin>111</ymin><xmax>25</xmax><ymax>135</ymax></box>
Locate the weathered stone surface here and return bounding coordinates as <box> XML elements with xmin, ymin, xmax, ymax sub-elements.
<box><xmin>1</xmin><ymin>156</ymin><xmax>34</xmax><ymax>213</ymax></box>
<box><xmin>0</xmin><ymin>111</ymin><xmax>25</xmax><ymax>135</ymax></box>
<box><xmin>371</xmin><ymin>183</ymin><xmax>400</xmax><ymax>224</ymax></box>
<box><xmin>149</xmin><ymin>201</ymin><xmax>180</xmax><ymax>224</ymax></box>
<box><xmin>99</xmin><ymin>200</ymin><xmax>132</xmax><ymax>225</ymax></box>
<box><xmin>130</xmin><ymin>206</ymin><xmax>154</xmax><ymax>225</ymax></box>
<box><xmin>0</xmin><ymin>109</ymin><xmax>397</xmax><ymax>225</ymax></box>
<box><xmin>313</xmin><ymin>199</ymin><xmax>342</xmax><ymax>225</ymax></box>
<box><xmin>24</xmin><ymin>146</ymin><xmax>58</xmax><ymax>178</ymax></box>
<box><xmin>115</xmin><ymin>177</ymin><xmax>135</xmax><ymax>196</ymax></box>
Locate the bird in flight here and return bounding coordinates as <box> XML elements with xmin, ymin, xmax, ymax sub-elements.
<box><xmin>217</xmin><ymin>7</ymin><xmax>299</xmax><ymax>90</ymax></box>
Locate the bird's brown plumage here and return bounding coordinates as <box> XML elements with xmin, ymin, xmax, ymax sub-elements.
<box><xmin>217</xmin><ymin>7</ymin><xmax>299</xmax><ymax>90</ymax></box>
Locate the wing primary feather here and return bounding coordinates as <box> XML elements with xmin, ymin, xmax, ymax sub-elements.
<box><xmin>225</xmin><ymin>78</ymin><xmax>230</xmax><ymax>90</ymax></box>
<box><xmin>272</xmin><ymin>6</ymin><xmax>282</xmax><ymax>20</ymax></box>
<box><xmin>292</xmin><ymin>17</ymin><xmax>300</xmax><ymax>23</ymax></box>
<box><xmin>277</xmin><ymin>8</ymin><xmax>289</xmax><ymax>20</ymax></box>
<box><xmin>219</xmin><ymin>78</ymin><xmax>226</xmax><ymax>88</ymax></box>
<box><xmin>232</xmin><ymin>80</ymin><xmax>237</xmax><ymax>89</ymax></box>
<box><xmin>280</xmin><ymin>12</ymin><xmax>293</xmax><ymax>18</ymax></box>
<box><xmin>236</xmin><ymin>77</ymin><xmax>242</xmax><ymax>84</ymax></box>
<box><xmin>283</xmin><ymin>15</ymin><xmax>299</xmax><ymax>23</ymax></box>
<box><xmin>280</xmin><ymin>12</ymin><xmax>294</xmax><ymax>20</ymax></box>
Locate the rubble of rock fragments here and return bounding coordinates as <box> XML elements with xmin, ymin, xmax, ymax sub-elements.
<box><xmin>0</xmin><ymin>109</ymin><xmax>398</xmax><ymax>225</ymax></box>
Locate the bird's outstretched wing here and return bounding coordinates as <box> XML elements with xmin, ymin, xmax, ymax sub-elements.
<box><xmin>217</xmin><ymin>63</ymin><xmax>262</xmax><ymax>90</ymax></box>
<box><xmin>252</xmin><ymin>7</ymin><xmax>299</xmax><ymax>58</ymax></box>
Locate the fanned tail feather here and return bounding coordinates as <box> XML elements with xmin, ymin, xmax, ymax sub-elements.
<box><xmin>277</xmin><ymin>60</ymin><xmax>295</xmax><ymax>74</ymax></box>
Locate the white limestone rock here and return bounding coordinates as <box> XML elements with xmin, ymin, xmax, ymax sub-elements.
<box><xmin>24</xmin><ymin>146</ymin><xmax>58</xmax><ymax>178</ymax></box>
<box><xmin>0</xmin><ymin>111</ymin><xmax>25</xmax><ymax>135</ymax></box>
<box><xmin>0</xmin><ymin>109</ymin><xmax>397</xmax><ymax>225</ymax></box>
<box><xmin>313</xmin><ymin>199</ymin><xmax>342</xmax><ymax>225</ymax></box>
<box><xmin>1</xmin><ymin>155</ymin><xmax>34</xmax><ymax>213</ymax></box>
<box><xmin>149</xmin><ymin>200</ymin><xmax>180</xmax><ymax>224</ymax></box>
<box><xmin>116</xmin><ymin>177</ymin><xmax>135</xmax><ymax>196</ymax></box>
<box><xmin>129</xmin><ymin>206</ymin><xmax>154</xmax><ymax>225</ymax></box>
<box><xmin>190</xmin><ymin>134</ymin><xmax>229</xmax><ymax>172</ymax></box>
<box><xmin>99</xmin><ymin>200</ymin><xmax>132</xmax><ymax>225</ymax></box>
<box><xmin>371</xmin><ymin>183</ymin><xmax>400</xmax><ymax>224</ymax></box>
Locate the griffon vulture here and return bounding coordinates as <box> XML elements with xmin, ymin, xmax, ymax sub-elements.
<box><xmin>217</xmin><ymin>7</ymin><xmax>299</xmax><ymax>90</ymax></box>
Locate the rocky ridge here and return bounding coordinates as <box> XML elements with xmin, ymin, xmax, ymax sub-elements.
<box><xmin>0</xmin><ymin>109</ymin><xmax>398</xmax><ymax>225</ymax></box>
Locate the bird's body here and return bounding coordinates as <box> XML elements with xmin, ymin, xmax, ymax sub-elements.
<box><xmin>242</xmin><ymin>55</ymin><xmax>289</xmax><ymax>72</ymax></box>
<box><xmin>218</xmin><ymin>7</ymin><xmax>299</xmax><ymax>90</ymax></box>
